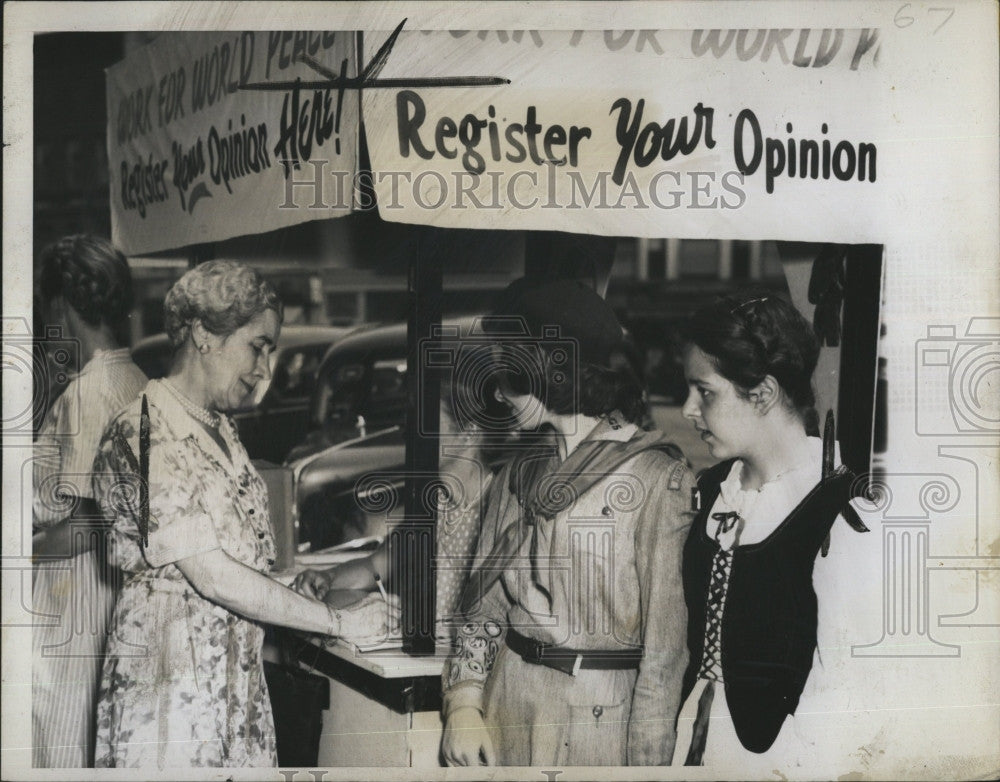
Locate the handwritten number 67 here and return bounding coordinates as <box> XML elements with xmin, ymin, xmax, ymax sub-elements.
<box><xmin>895</xmin><ymin>5</ymin><xmax>955</xmax><ymax>34</ymax></box>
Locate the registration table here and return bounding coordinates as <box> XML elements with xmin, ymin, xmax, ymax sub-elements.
<box><xmin>284</xmin><ymin>634</ymin><xmax>448</xmax><ymax>767</ymax></box>
<box><xmin>272</xmin><ymin>553</ymin><xmax>448</xmax><ymax>767</ymax></box>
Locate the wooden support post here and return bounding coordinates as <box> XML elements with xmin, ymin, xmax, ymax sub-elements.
<box><xmin>392</xmin><ymin>229</ymin><xmax>441</xmax><ymax>655</ymax></box>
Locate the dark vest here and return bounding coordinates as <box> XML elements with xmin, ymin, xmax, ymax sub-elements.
<box><xmin>681</xmin><ymin>458</ymin><xmax>856</xmax><ymax>753</ymax></box>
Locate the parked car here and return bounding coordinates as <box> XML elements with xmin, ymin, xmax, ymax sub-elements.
<box><xmin>131</xmin><ymin>324</ymin><xmax>355</xmax><ymax>464</ymax></box>
<box><xmin>285</xmin><ymin>316</ymin><xmax>514</xmax><ymax>552</ymax></box>
<box><xmin>282</xmin><ymin>313</ymin><xmax>689</xmax><ymax>553</ymax></box>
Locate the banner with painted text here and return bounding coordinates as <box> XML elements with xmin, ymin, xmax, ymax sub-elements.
<box><xmin>360</xmin><ymin>27</ymin><xmax>885</xmax><ymax>241</ymax></box>
<box><xmin>107</xmin><ymin>31</ymin><xmax>357</xmax><ymax>254</ymax></box>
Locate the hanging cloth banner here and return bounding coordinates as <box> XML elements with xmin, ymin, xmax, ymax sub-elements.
<box><xmin>361</xmin><ymin>27</ymin><xmax>884</xmax><ymax>242</ymax></box>
<box><xmin>106</xmin><ymin>31</ymin><xmax>357</xmax><ymax>255</ymax></box>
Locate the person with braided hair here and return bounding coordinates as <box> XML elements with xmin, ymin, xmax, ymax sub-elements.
<box><xmin>674</xmin><ymin>290</ymin><xmax>868</xmax><ymax>767</ymax></box>
<box><xmin>31</xmin><ymin>235</ymin><xmax>148</xmax><ymax>767</ymax></box>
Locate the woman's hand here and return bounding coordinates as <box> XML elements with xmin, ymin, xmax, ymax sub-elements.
<box><xmin>330</xmin><ymin>592</ymin><xmax>401</xmax><ymax>648</ymax></box>
<box><xmin>291</xmin><ymin>567</ymin><xmax>335</xmax><ymax>600</ymax></box>
<box><xmin>441</xmin><ymin>706</ymin><xmax>496</xmax><ymax>766</ymax></box>
<box><xmin>292</xmin><ymin>550</ymin><xmax>385</xmax><ymax>598</ymax></box>
<box><xmin>322</xmin><ymin>588</ymin><xmax>373</xmax><ymax>609</ymax></box>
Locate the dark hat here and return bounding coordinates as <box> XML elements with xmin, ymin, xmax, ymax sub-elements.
<box><xmin>483</xmin><ymin>278</ymin><xmax>626</xmax><ymax>367</ymax></box>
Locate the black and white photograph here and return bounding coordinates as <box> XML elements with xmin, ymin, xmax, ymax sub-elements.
<box><xmin>2</xmin><ymin>3</ymin><xmax>998</xmax><ymax>780</ymax></box>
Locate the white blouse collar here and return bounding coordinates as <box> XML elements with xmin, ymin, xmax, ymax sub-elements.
<box><xmin>710</xmin><ymin>437</ymin><xmax>841</xmax><ymax>548</ymax></box>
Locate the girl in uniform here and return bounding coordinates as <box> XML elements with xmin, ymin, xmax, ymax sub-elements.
<box><xmin>441</xmin><ymin>278</ymin><xmax>695</xmax><ymax>766</ymax></box>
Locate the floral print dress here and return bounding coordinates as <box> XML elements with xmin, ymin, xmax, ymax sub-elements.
<box><xmin>91</xmin><ymin>380</ymin><xmax>278</xmax><ymax>768</ymax></box>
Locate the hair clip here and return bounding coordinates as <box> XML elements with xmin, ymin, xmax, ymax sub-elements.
<box><xmin>730</xmin><ymin>296</ymin><xmax>769</xmax><ymax>315</ymax></box>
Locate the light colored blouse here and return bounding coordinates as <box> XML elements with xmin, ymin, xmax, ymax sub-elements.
<box><xmin>33</xmin><ymin>347</ymin><xmax>146</xmax><ymax>527</ymax></box>
<box><xmin>677</xmin><ymin>437</ymin><xmax>869</xmax><ymax>771</ymax></box>
<box><xmin>707</xmin><ymin>437</ymin><xmax>834</xmax><ymax>549</ymax></box>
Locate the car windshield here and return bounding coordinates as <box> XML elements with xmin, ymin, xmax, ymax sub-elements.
<box><xmin>315</xmin><ymin>355</ymin><xmax>408</xmax><ymax>443</ymax></box>
<box><xmin>268</xmin><ymin>344</ymin><xmax>325</xmax><ymax>401</ymax></box>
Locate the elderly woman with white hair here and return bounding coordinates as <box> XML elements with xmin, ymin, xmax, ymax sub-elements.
<box><xmin>92</xmin><ymin>261</ymin><xmax>396</xmax><ymax>769</ymax></box>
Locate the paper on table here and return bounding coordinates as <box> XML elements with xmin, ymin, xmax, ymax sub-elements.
<box><xmin>295</xmin><ymin>536</ymin><xmax>382</xmax><ymax>565</ymax></box>
<box><xmin>327</xmin><ymin>635</ymin><xmax>408</xmax><ymax>655</ymax></box>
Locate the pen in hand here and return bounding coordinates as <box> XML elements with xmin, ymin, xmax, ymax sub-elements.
<box><xmin>373</xmin><ymin>572</ymin><xmax>389</xmax><ymax>602</ymax></box>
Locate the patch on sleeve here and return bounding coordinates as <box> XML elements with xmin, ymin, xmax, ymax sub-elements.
<box><xmin>666</xmin><ymin>460</ymin><xmax>686</xmax><ymax>491</ymax></box>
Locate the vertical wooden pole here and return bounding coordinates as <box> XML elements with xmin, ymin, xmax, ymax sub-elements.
<box><xmin>392</xmin><ymin>228</ymin><xmax>441</xmax><ymax>655</ymax></box>
<box><xmin>838</xmin><ymin>244</ymin><xmax>883</xmax><ymax>476</ymax></box>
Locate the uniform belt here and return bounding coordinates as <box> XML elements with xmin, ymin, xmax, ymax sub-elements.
<box><xmin>505</xmin><ymin>629</ymin><xmax>643</xmax><ymax>676</ymax></box>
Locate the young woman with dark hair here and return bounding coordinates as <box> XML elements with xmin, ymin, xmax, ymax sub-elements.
<box><xmin>441</xmin><ymin>278</ymin><xmax>694</xmax><ymax>767</ymax></box>
<box><xmin>674</xmin><ymin>290</ymin><xmax>867</xmax><ymax>766</ymax></box>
